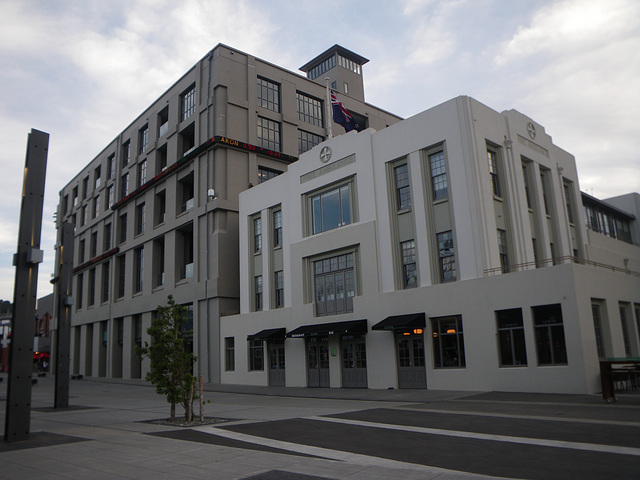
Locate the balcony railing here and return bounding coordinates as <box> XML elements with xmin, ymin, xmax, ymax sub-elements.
<box><xmin>484</xmin><ymin>256</ymin><xmax>640</xmax><ymax>277</ymax></box>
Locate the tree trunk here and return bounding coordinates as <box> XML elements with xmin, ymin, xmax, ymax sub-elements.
<box><xmin>186</xmin><ymin>383</ymin><xmax>194</xmax><ymax>423</ymax></box>
<box><xmin>199</xmin><ymin>375</ymin><xmax>204</xmax><ymax>422</ymax></box>
<box><xmin>170</xmin><ymin>402</ymin><xmax>176</xmax><ymax>422</ymax></box>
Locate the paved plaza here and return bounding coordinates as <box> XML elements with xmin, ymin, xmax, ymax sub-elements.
<box><xmin>1</xmin><ymin>374</ymin><xmax>639</xmax><ymax>479</ymax></box>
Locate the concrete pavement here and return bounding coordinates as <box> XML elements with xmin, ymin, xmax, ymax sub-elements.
<box><xmin>1</xmin><ymin>373</ymin><xmax>639</xmax><ymax>479</ymax></box>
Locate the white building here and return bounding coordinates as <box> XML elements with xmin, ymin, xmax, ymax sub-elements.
<box><xmin>220</xmin><ymin>95</ymin><xmax>640</xmax><ymax>394</ymax></box>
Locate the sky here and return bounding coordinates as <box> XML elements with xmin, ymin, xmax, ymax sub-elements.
<box><xmin>0</xmin><ymin>0</ymin><xmax>638</xmax><ymax>302</ymax></box>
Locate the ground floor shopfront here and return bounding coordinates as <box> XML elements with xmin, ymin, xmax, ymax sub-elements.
<box><xmin>220</xmin><ymin>264</ymin><xmax>640</xmax><ymax>394</ymax></box>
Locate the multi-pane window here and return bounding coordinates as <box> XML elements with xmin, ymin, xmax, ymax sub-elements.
<box><xmin>429</xmin><ymin>151</ymin><xmax>448</xmax><ymax>201</ymax></box>
<box><xmin>297</xmin><ymin>92</ymin><xmax>323</xmax><ymax>127</ymax></box>
<box><xmin>257</xmin><ymin>78</ymin><xmax>280</xmax><ymax>112</ymax></box>
<box><xmin>106</xmin><ymin>185</ymin><xmax>114</xmax><ymax>209</ymax></box>
<box><xmin>134</xmin><ymin>247</ymin><xmax>144</xmax><ymax>293</ymax></box>
<box><xmin>497</xmin><ymin>229</ymin><xmax>509</xmax><ymax>273</ymax></box>
<box><xmin>225</xmin><ymin>337</ymin><xmax>235</xmax><ymax>371</ymax></box>
<box><xmin>122</xmin><ymin>141</ymin><xmax>130</xmax><ymax>167</ymax></box>
<box><xmin>314</xmin><ymin>252</ymin><xmax>355</xmax><ymax>316</ymax></box>
<box><xmin>394</xmin><ymin>163</ymin><xmax>411</xmax><ymax>210</ymax></box>
<box><xmin>136</xmin><ymin>203</ymin><xmax>145</xmax><ymax>235</ymax></box>
<box><xmin>591</xmin><ymin>303</ymin><xmax>605</xmax><ymax>359</ymax></box>
<box><xmin>181</xmin><ymin>84</ymin><xmax>196</xmax><ymax>121</ymax></box>
<box><xmin>274</xmin><ymin>270</ymin><xmax>284</xmax><ymax>308</ymax></box>
<box><xmin>121</xmin><ymin>172</ymin><xmax>129</xmax><ymax>199</ymax></box>
<box><xmin>108</xmin><ymin>154</ymin><xmax>115</xmax><ymax>179</ymax></box>
<box><xmin>257</xmin><ymin>117</ymin><xmax>281</xmax><ymax>152</ymax></box>
<box><xmin>273</xmin><ymin>210</ymin><xmax>282</xmax><ymax>248</ymax></box>
<box><xmin>92</xmin><ymin>196</ymin><xmax>99</xmax><ymax>219</ymax></box>
<box><xmin>94</xmin><ymin>165</ymin><xmax>102</xmax><ymax>189</ymax></box>
<box><xmin>298</xmin><ymin>130</ymin><xmax>323</xmax><ymax>154</ymax></box>
<box><xmin>307</xmin><ymin>55</ymin><xmax>336</xmax><ymax>80</ymax></box>
<box><xmin>437</xmin><ymin>231</ymin><xmax>456</xmax><ymax>282</ymax></box>
<box><xmin>253</xmin><ymin>216</ymin><xmax>262</xmax><ymax>252</ymax></box>
<box><xmin>496</xmin><ymin>308</ymin><xmax>527</xmax><ymax>366</ymax></box>
<box><xmin>82</xmin><ymin>176</ymin><xmax>89</xmax><ymax>199</ymax></box>
<box><xmin>258</xmin><ymin>166</ymin><xmax>281</xmax><ymax>183</ymax></box>
<box><xmin>155</xmin><ymin>190</ymin><xmax>166</xmax><ymax>225</ymax></box>
<box><xmin>249</xmin><ymin>340</ymin><xmax>264</xmax><ymax>371</ymax></box>
<box><xmin>138</xmin><ymin>160</ymin><xmax>147</xmax><ymax>187</ymax></box>
<box><xmin>400</xmin><ymin>240</ymin><xmax>417</xmax><ymax>288</ymax></box>
<box><xmin>563</xmin><ymin>182</ymin><xmax>574</xmax><ymax>224</ymax></box>
<box><xmin>254</xmin><ymin>276</ymin><xmax>263</xmax><ymax>311</ymax></box>
<box><xmin>311</xmin><ymin>183</ymin><xmax>352</xmax><ymax>234</ymax></box>
<box><xmin>431</xmin><ymin>315</ymin><xmax>465</xmax><ymax>368</ymax></box>
<box><xmin>533</xmin><ymin>304</ymin><xmax>567</xmax><ymax>365</ymax></box>
<box><xmin>139</xmin><ymin>125</ymin><xmax>148</xmax><ymax>154</ymax></box>
<box><xmin>488</xmin><ymin>149</ymin><xmax>501</xmax><ymax>197</ymax></box>
<box><xmin>158</xmin><ymin>107</ymin><xmax>169</xmax><ymax>137</ymax></box>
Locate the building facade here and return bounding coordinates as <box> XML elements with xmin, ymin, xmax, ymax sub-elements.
<box><xmin>54</xmin><ymin>44</ymin><xmax>401</xmax><ymax>383</ymax></box>
<box><xmin>221</xmin><ymin>96</ymin><xmax>640</xmax><ymax>394</ymax></box>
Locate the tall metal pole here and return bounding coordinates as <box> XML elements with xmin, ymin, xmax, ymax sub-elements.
<box><xmin>4</xmin><ymin>129</ymin><xmax>49</xmax><ymax>443</ymax></box>
<box><xmin>54</xmin><ymin>222</ymin><xmax>74</xmax><ymax>408</ymax></box>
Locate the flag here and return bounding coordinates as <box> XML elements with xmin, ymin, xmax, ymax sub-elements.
<box><xmin>331</xmin><ymin>91</ymin><xmax>362</xmax><ymax>132</ymax></box>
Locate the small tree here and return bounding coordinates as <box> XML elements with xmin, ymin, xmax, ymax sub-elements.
<box><xmin>136</xmin><ymin>295</ymin><xmax>197</xmax><ymax>422</ymax></box>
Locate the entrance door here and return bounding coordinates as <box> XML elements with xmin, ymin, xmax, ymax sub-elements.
<box><xmin>307</xmin><ymin>337</ymin><xmax>329</xmax><ymax>387</ymax></box>
<box><xmin>342</xmin><ymin>335</ymin><xmax>368</xmax><ymax>388</ymax></box>
<box><xmin>396</xmin><ymin>332</ymin><xmax>427</xmax><ymax>388</ymax></box>
<box><xmin>268</xmin><ymin>340</ymin><xmax>285</xmax><ymax>386</ymax></box>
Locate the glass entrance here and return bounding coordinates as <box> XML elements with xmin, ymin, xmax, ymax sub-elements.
<box><xmin>342</xmin><ymin>335</ymin><xmax>367</xmax><ymax>388</ymax></box>
<box><xmin>307</xmin><ymin>337</ymin><xmax>329</xmax><ymax>387</ymax></box>
<box><xmin>396</xmin><ymin>331</ymin><xmax>427</xmax><ymax>388</ymax></box>
<box><xmin>268</xmin><ymin>340</ymin><xmax>285</xmax><ymax>386</ymax></box>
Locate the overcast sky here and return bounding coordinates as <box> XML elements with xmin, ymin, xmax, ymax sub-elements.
<box><xmin>0</xmin><ymin>0</ymin><xmax>638</xmax><ymax>302</ymax></box>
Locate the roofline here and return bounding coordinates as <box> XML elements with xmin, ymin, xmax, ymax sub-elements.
<box><xmin>299</xmin><ymin>44</ymin><xmax>370</xmax><ymax>72</ymax></box>
<box><xmin>581</xmin><ymin>191</ymin><xmax>636</xmax><ymax>220</ymax></box>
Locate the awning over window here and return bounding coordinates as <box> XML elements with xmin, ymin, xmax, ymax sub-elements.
<box><xmin>285</xmin><ymin>319</ymin><xmax>367</xmax><ymax>338</ymax></box>
<box><xmin>247</xmin><ymin>328</ymin><xmax>286</xmax><ymax>341</ymax></box>
<box><xmin>371</xmin><ymin>313</ymin><xmax>425</xmax><ymax>331</ymax></box>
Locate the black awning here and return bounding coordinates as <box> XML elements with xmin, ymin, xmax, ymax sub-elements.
<box><xmin>371</xmin><ymin>313</ymin><xmax>425</xmax><ymax>331</ymax></box>
<box><xmin>286</xmin><ymin>319</ymin><xmax>368</xmax><ymax>338</ymax></box>
<box><xmin>247</xmin><ymin>328</ymin><xmax>286</xmax><ymax>341</ymax></box>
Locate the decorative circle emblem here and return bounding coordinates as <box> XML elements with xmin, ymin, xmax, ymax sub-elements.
<box><xmin>527</xmin><ymin>122</ymin><xmax>536</xmax><ymax>139</ymax></box>
<box><xmin>320</xmin><ymin>146</ymin><xmax>332</xmax><ymax>163</ymax></box>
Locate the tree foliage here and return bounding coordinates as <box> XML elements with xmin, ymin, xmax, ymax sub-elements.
<box><xmin>136</xmin><ymin>295</ymin><xmax>197</xmax><ymax>422</ymax></box>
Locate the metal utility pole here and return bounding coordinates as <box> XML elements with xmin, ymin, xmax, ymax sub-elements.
<box><xmin>4</xmin><ymin>129</ymin><xmax>49</xmax><ymax>443</ymax></box>
<box><xmin>53</xmin><ymin>222</ymin><xmax>74</xmax><ymax>408</ymax></box>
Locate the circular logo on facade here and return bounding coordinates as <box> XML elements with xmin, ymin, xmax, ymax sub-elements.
<box><xmin>320</xmin><ymin>146</ymin><xmax>332</xmax><ymax>163</ymax></box>
<box><xmin>527</xmin><ymin>122</ymin><xmax>536</xmax><ymax>139</ymax></box>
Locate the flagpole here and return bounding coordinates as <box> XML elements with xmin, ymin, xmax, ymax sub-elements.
<box><xmin>325</xmin><ymin>77</ymin><xmax>333</xmax><ymax>139</ymax></box>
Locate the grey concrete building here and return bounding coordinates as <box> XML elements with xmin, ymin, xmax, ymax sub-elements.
<box><xmin>54</xmin><ymin>44</ymin><xmax>402</xmax><ymax>383</ymax></box>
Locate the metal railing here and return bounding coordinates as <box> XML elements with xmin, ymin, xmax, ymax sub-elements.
<box><xmin>484</xmin><ymin>255</ymin><xmax>640</xmax><ymax>277</ymax></box>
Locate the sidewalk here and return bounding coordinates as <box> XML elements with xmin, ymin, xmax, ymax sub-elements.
<box><xmin>1</xmin><ymin>373</ymin><xmax>638</xmax><ymax>480</ymax></box>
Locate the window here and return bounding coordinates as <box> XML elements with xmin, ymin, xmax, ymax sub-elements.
<box><xmin>181</xmin><ymin>84</ymin><xmax>196</xmax><ymax>121</ymax></box>
<box><xmin>72</xmin><ymin>186</ymin><xmax>78</xmax><ymax>207</ymax></box>
<box><xmin>394</xmin><ymin>163</ymin><xmax>411</xmax><ymax>210</ymax></box>
<box><xmin>620</xmin><ymin>304</ymin><xmax>633</xmax><ymax>357</ymax></box>
<box><xmin>254</xmin><ymin>275</ymin><xmax>263</xmax><ymax>311</ymax></box>
<box><xmin>297</xmin><ymin>92</ymin><xmax>323</xmax><ymax>127</ymax></box>
<box><xmin>257</xmin><ymin>78</ymin><xmax>280</xmax><ymax>112</ymax></box>
<box><xmin>82</xmin><ymin>176</ymin><xmax>89</xmax><ymax>199</ymax></box>
<box><xmin>177</xmin><ymin>225</ymin><xmax>193</xmax><ymax>279</ymax></box>
<box><xmin>134</xmin><ymin>247</ymin><xmax>144</xmax><ymax>293</ymax></box>
<box><xmin>437</xmin><ymin>231</ymin><xmax>456</xmax><ymax>282</ymax></box>
<box><xmin>90</xmin><ymin>231</ymin><xmax>98</xmax><ymax>258</ymax></box>
<box><xmin>178</xmin><ymin>172</ymin><xmax>194</xmax><ymax>213</ymax></box>
<box><xmin>522</xmin><ymin>161</ymin><xmax>533</xmax><ymax>209</ymax></box>
<box><xmin>400</xmin><ymin>240</ymin><xmax>417</xmax><ymax>288</ymax></box>
<box><xmin>429</xmin><ymin>150</ymin><xmax>448</xmax><ymax>201</ymax></box>
<box><xmin>496</xmin><ymin>309</ymin><xmax>527</xmax><ymax>366</ymax></box>
<box><xmin>225</xmin><ymin>337</ymin><xmax>235</xmax><ymax>371</ymax></box>
<box><xmin>118</xmin><ymin>213</ymin><xmax>127</xmax><ymax>244</ymax></box>
<box><xmin>592</xmin><ymin>303</ymin><xmax>605</xmax><ymax>359</ymax></box>
<box><xmin>121</xmin><ymin>172</ymin><xmax>129</xmax><ymax>199</ymax></box>
<box><xmin>488</xmin><ymin>149</ymin><xmax>501</xmax><ymax>197</ymax></box>
<box><xmin>81</xmin><ymin>205</ymin><xmax>87</xmax><ymax>227</ymax></box>
<box><xmin>156</xmin><ymin>144</ymin><xmax>168</xmax><ymax>173</ymax></box>
<box><xmin>104</xmin><ymin>223</ymin><xmax>112</xmax><ymax>251</ymax></box>
<box><xmin>153</xmin><ymin>237</ymin><xmax>165</xmax><ymax>288</ymax></box>
<box><xmin>88</xmin><ymin>268</ymin><xmax>96</xmax><ymax>307</ymax></box>
<box><xmin>338</xmin><ymin>53</ymin><xmax>361</xmax><ymax>74</ymax></box>
<box><xmin>76</xmin><ymin>273</ymin><xmax>83</xmax><ymax>309</ymax></box>
<box><xmin>106</xmin><ymin>185</ymin><xmax>114</xmax><ymax>210</ymax></box>
<box><xmin>249</xmin><ymin>340</ymin><xmax>264</xmax><ymax>371</ymax></box>
<box><xmin>563</xmin><ymin>182</ymin><xmax>574</xmax><ymax>224</ymax></box>
<box><xmin>136</xmin><ymin>203</ymin><xmax>145</xmax><ymax>235</ymax></box>
<box><xmin>311</xmin><ymin>183</ymin><xmax>352</xmax><ymax>234</ymax></box>
<box><xmin>116</xmin><ymin>254</ymin><xmax>126</xmax><ymax>298</ymax></box>
<box><xmin>257</xmin><ymin>117</ymin><xmax>281</xmax><ymax>152</ymax></box>
<box><xmin>138</xmin><ymin>160</ymin><xmax>147</xmax><ymax>187</ymax></box>
<box><xmin>155</xmin><ymin>190</ymin><xmax>166</xmax><ymax>226</ymax></box>
<box><xmin>139</xmin><ymin>125</ymin><xmax>148</xmax><ymax>154</ymax></box>
<box><xmin>122</xmin><ymin>141</ymin><xmax>130</xmax><ymax>167</ymax></box>
<box><xmin>540</xmin><ymin>169</ymin><xmax>551</xmax><ymax>215</ymax></box>
<box><xmin>101</xmin><ymin>263</ymin><xmax>109</xmax><ymax>303</ymax></box>
<box><xmin>432</xmin><ymin>315</ymin><xmax>465</xmax><ymax>368</ymax></box>
<box><xmin>274</xmin><ymin>270</ymin><xmax>284</xmax><ymax>308</ymax></box>
<box><xmin>94</xmin><ymin>165</ymin><xmax>102</xmax><ymax>189</ymax></box>
<box><xmin>273</xmin><ymin>209</ymin><xmax>282</xmax><ymax>248</ymax></box>
<box><xmin>108</xmin><ymin>154</ymin><xmax>115</xmax><ymax>179</ymax></box>
<box><xmin>533</xmin><ymin>304</ymin><xmax>567</xmax><ymax>365</ymax></box>
<box><xmin>78</xmin><ymin>239</ymin><xmax>85</xmax><ymax>264</ymax></box>
<box><xmin>497</xmin><ymin>229</ymin><xmax>509</xmax><ymax>273</ymax></box>
<box><xmin>158</xmin><ymin>107</ymin><xmax>169</xmax><ymax>138</ymax></box>
<box><xmin>253</xmin><ymin>216</ymin><xmax>262</xmax><ymax>253</ymax></box>
<box><xmin>92</xmin><ymin>196</ymin><xmax>99</xmax><ymax>219</ymax></box>
<box><xmin>258</xmin><ymin>166</ymin><xmax>281</xmax><ymax>184</ymax></box>
<box><xmin>314</xmin><ymin>252</ymin><xmax>355</xmax><ymax>316</ymax></box>
<box><xmin>298</xmin><ymin>130</ymin><xmax>323</xmax><ymax>154</ymax></box>
<box><xmin>307</xmin><ymin>55</ymin><xmax>336</xmax><ymax>80</ymax></box>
